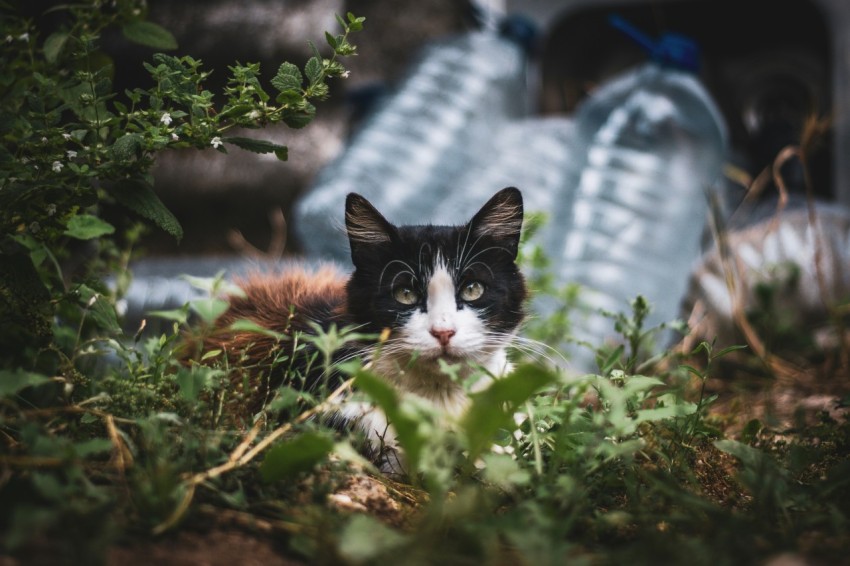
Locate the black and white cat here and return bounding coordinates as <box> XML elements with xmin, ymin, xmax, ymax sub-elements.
<box><xmin>201</xmin><ymin>187</ymin><xmax>527</xmax><ymax>468</ymax></box>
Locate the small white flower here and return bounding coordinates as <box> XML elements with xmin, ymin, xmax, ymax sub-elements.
<box><xmin>66</xmin><ymin>150</ymin><xmax>77</xmax><ymax>159</ymax></box>
<box><xmin>52</xmin><ymin>161</ymin><xmax>63</xmax><ymax>173</ymax></box>
<box><xmin>160</xmin><ymin>112</ymin><xmax>172</xmax><ymax>126</ymax></box>
<box><xmin>18</xmin><ymin>33</ymin><xmax>29</xmax><ymax>42</ymax></box>
<box><xmin>248</xmin><ymin>109</ymin><xmax>261</xmax><ymax>120</ymax></box>
<box><xmin>211</xmin><ymin>136</ymin><xmax>223</xmax><ymax>149</ymax></box>
<box><xmin>341</xmin><ymin>70</ymin><xmax>351</xmax><ymax>79</ymax></box>
<box><xmin>171</xmin><ymin>132</ymin><xmax>179</xmax><ymax>141</ymax></box>
<box><xmin>47</xmin><ymin>204</ymin><xmax>57</xmax><ymax>216</ymax></box>
<box><xmin>62</xmin><ymin>133</ymin><xmax>72</xmax><ymax>140</ymax></box>
<box><xmin>5</xmin><ymin>35</ymin><xmax>13</xmax><ymax>43</ymax></box>
<box><xmin>41</xmin><ymin>137</ymin><xmax>48</xmax><ymax>143</ymax></box>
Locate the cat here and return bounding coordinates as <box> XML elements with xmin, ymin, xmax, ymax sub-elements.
<box><xmin>196</xmin><ymin>187</ymin><xmax>527</xmax><ymax>472</ymax></box>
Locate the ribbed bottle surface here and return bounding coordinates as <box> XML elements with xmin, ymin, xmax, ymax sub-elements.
<box><xmin>294</xmin><ymin>31</ymin><xmax>528</xmax><ymax>258</ymax></box>
<box><xmin>555</xmin><ymin>64</ymin><xmax>727</xmax><ymax>371</ymax></box>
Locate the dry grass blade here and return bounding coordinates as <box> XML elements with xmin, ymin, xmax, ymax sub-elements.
<box><xmin>153</xmin><ymin>377</ymin><xmax>355</xmax><ymax>535</ymax></box>
<box><xmin>227</xmin><ymin>207</ymin><xmax>288</xmax><ymax>259</ymax></box>
<box><xmin>105</xmin><ymin>413</ymin><xmax>133</xmax><ymax>473</ymax></box>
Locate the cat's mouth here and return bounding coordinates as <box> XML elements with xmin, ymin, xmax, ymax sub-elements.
<box><xmin>419</xmin><ymin>346</ymin><xmax>467</xmax><ymax>363</ymax></box>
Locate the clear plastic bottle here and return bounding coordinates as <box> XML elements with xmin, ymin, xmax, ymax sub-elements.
<box><xmin>430</xmin><ymin>117</ymin><xmax>576</xmax><ymax>224</ymax></box>
<box><xmin>294</xmin><ymin>18</ymin><xmax>535</xmax><ymax>259</ymax></box>
<box><xmin>553</xmin><ymin>16</ymin><xmax>728</xmax><ymax>372</ymax></box>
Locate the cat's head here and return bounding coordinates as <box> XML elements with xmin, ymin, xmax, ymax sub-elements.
<box><xmin>344</xmin><ymin>188</ymin><xmax>526</xmax><ymax>369</ymax></box>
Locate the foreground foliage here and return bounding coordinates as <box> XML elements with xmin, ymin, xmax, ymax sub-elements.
<box><xmin>3</xmin><ymin>272</ymin><xmax>849</xmax><ymax>564</ymax></box>
<box><xmin>2</xmin><ymin>3</ymin><xmax>849</xmax><ymax>565</ymax></box>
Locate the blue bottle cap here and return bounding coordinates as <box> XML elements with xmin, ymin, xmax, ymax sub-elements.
<box><xmin>609</xmin><ymin>14</ymin><xmax>701</xmax><ymax>72</ymax></box>
<box><xmin>498</xmin><ymin>13</ymin><xmax>539</xmax><ymax>55</ymax></box>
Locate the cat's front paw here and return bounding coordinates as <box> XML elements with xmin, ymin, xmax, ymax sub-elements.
<box><xmin>374</xmin><ymin>444</ymin><xmax>408</xmax><ymax>480</ymax></box>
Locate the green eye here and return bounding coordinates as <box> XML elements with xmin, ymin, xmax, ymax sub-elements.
<box><xmin>460</xmin><ymin>281</ymin><xmax>485</xmax><ymax>302</ymax></box>
<box><xmin>393</xmin><ymin>286</ymin><xmax>419</xmax><ymax>305</ymax></box>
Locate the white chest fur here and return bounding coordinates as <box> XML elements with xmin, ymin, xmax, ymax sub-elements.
<box><xmin>338</xmin><ymin>262</ymin><xmax>515</xmax><ymax>471</ymax></box>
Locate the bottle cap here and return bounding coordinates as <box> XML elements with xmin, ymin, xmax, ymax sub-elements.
<box><xmin>609</xmin><ymin>14</ymin><xmax>700</xmax><ymax>72</ymax></box>
<box><xmin>499</xmin><ymin>14</ymin><xmax>539</xmax><ymax>55</ymax></box>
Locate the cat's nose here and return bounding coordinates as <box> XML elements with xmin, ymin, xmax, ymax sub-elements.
<box><xmin>430</xmin><ymin>328</ymin><xmax>456</xmax><ymax>347</ymax></box>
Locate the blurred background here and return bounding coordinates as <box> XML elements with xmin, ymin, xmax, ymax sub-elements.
<box><xmin>37</xmin><ymin>0</ymin><xmax>841</xmax><ymax>368</ymax></box>
<box><xmin>98</xmin><ymin>0</ymin><xmax>843</xmax><ymax>259</ymax></box>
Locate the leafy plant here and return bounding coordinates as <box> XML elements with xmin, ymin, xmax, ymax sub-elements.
<box><xmin>1</xmin><ymin>1</ymin><xmax>364</xmax><ymax>368</ymax></box>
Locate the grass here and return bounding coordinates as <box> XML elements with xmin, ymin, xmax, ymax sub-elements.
<box><xmin>1</xmin><ymin>254</ymin><xmax>849</xmax><ymax>565</ymax></box>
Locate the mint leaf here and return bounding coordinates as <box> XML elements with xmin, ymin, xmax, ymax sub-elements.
<box><xmin>260</xmin><ymin>432</ymin><xmax>334</xmax><ymax>482</ymax></box>
<box><xmin>43</xmin><ymin>32</ymin><xmax>69</xmax><ymax>64</ymax></box>
<box><xmin>0</xmin><ymin>370</ymin><xmax>50</xmax><ymax>398</ymax></box>
<box><xmin>111</xmin><ymin>178</ymin><xmax>183</xmax><ymax>241</ymax></box>
<box><xmin>222</xmin><ymin>136</ymin><xmax>288</xmax><ymax>160</ymax></box>
<box><xmin>64</xmin><ymin>214</ymin><xmax>115</xmax><ymax>240</ymax></box>
<box><xmin>305</xmin><ymin>57</ymin><xmax>322</xmax><ymax>85</ymax></box>
<box><xmin>271</xmin><ymin>62</ymin><xmax>302</xmax><ymax>93</ymax></box>
<box><xmin>122</xmin><ymin>21</ymin><xmax>178</xmax><ymax>50</ymax></box>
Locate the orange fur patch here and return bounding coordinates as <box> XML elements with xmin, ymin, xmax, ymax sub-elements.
<box><xmin>187</xmin><ymin>264</ymin><xmax>350</xmax><ymax>421</ymax></box>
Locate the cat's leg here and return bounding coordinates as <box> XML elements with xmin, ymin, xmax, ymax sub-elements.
<box><xmin>334</xmin><ymin>400</ymin><xmax>408</xmax><ymax>478</ymax></box>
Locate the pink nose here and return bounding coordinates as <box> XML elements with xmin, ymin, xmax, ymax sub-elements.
<box><xmin>430</xmin><ymin>328</ymin><xmax>456</xmax><ymax>347</ymax></box>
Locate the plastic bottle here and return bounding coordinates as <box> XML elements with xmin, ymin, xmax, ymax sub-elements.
<box><xmin>294</xmin><ymin>17</ymin><xmax>535</xmax><ymax>259</ymax></box>
<box><xmin>552</xmin><ymin>16</ymin><xmax>728</xmax><ymax>372</ymax></box>
<box><xmin>430</xmin><ymin>117</ymin><xmax>576</xmax><ymax>223</ymax></box>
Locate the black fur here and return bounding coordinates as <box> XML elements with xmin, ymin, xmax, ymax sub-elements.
<box><xmin>345</xmin><ymin>187</ymin><xmax>527</xmax><ymax>336</ymax></box>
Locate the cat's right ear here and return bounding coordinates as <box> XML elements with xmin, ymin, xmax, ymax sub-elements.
<box><xmin>345</xmin><ymin>193</ymin><xmax>397</xmax><ymax>262</ymax></box>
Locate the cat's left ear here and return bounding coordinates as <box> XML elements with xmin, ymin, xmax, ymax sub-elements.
<box><xmin>468</xmin><ymin>187</ymin><xmax>524</xmax><ymax>259</ymax></box>
<box><xmin>345</xmin><ymin>193</ymin><xmax>397</xmax><ymax>265</ymax></box>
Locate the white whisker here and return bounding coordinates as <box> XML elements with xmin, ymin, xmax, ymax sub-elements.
<box><xmin>461</xmin><ymin>261</ymin><xmax>495</xmax><ymax>279</ymax></box>
<box><xmin>378</xmin><ymin>259</ymin><xmax>415</xmax><ymax>288</ymax></box>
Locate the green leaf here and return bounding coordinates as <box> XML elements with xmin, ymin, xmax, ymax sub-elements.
<box><xmin>111</xmin><ymin>133</ymin><xmax>143</xmax><ymax>162</ymax></box>
<box><xmin>64</xmin><ymin>214</ymin><xmax>115</xmax><ymax>240</ymax></box>
<box><xmin>189</xmin><ymin>297</ymin><xmax>230</xmax><ymax>324</ymax></box>
<box><xmin>354</xmin><ymin>370</ymin><xmax>425</xmax><ymax>472</ymax></box>
<box><xmin>180</xmin><ymin>273</ymin><xmax>245</xmax><ymax>297</ymax></box>
<box><xmin>0</xmin><ymin>370</ymin><xmax>50</xmax><ymax>397</ymax></box>
<box><xmin>175</xmin><ymin>366</ymin><xmax>212</xmax><ymax>401</ymax></box>
<box><xmin>147</xmin><ymin>306</ymin><xmax>189</xmax><ymax>324</ymax></box>
<box><xmin>621</xmin><ymin>375</ymin><xmax>665</xmax><ymax>398</ymax></box>
<box><xmin>305</xmin><ymin>56</ymin><xmax>322</xmax><ymax>85</ymax></box>
<box><xmin>347</xmin><ymin>12</ymin><xmax>365</xmax><ymax>32</ymax></box>
<box><xmin>324</xmin><ymin>31</ymin><xmax>338</xmax><ymax>49</ymax></box>
<box><xmin>122</xmin><ymin>21</ymin><xmax>178</xmax><ymax>50</ymax></box>
<box><xmin>260</xmin><ymin>432</ymin><xmax>333</xmax><ymax>482</ymax></box>
<box><xmin>482</xmin><ymin>453</ymin><xmax>530</xmax><ymax>489</ymax></box>
<box><xmin>73</xmin><ymin>438</ymin><xmax>114</xmax><ymax>458</ymax></box>
<box><xmin>43</xmin><ymin>32</ymin><xmax>69</xmax><ymax>64</ymax></box>
<box><xmin>78</xmin><ymin>284</ymin><xmax>121</xmax><ymax>335</ymax></box>
<box><xmin>635</xmin><ymin>403</ymin><xmax>696</xmax><ymax>424</ymax></box>
<box><xmin>110</xmin><ymin>178</ymin><xmax>183</xmax><ymax>241</ymax></box>
<box><xmin>217</xmin><ymin>104</ymin><xmax>253</xmax><ymax>120</ymax></box>
<box><xmin>714</xmin><ymin>439</ymin><xmax>765</xmax><ymax>468</ymax></box>
<box><xmin>338</xmin><ymin>515</ymin><xmax>408</xmax><ymax>562</ymax></box>
<box><xmin>200</xmin><ymin>349</ymin><xmax>221</xmax><ymax>361</ymax></box>
<box><xmin>271</xmin><ymin>62</ymin><xmax>302</xmax><ymax>93</ymax></box>
<box><xmin>229</xmin><ymin>319</ymin><xmax>285</xmax><ymax>340</ymax></box>
<box><xmin>461</xmin><ymin>364</ymin><xmax>555</xmax><ymax>461</ymax></box>
<box><xmin>221</xmin><ymin>136</ymin><xmax>288</xmax><ymax>161</ymax></box>
<box><xmin>282</xmin><ymin>102</ymin><xmax>315</xmax><ymax>129</ymax></box>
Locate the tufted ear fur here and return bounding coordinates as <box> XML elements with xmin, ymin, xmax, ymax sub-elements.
<box><xmin>467</xmin><ymin>187</ymin><xmax>524</xmax><ymax>259</ymax></box>
<box><xmin>345</xmin><ymin>193</ymin><xmax>398</xmax><ymax>267</ymax></box>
